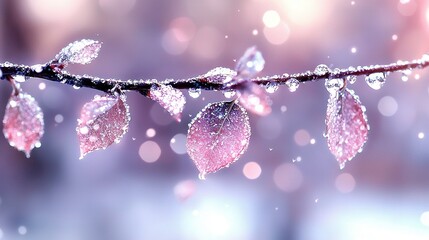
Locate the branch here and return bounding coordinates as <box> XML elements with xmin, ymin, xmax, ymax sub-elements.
<box><xmin>0</xmin><ymin>39</ymin><xmax>428</xmax><ymax>176</ymax></box>
<box><xmin>1</xmin><ymin>55</ymin><xmax>428</xmax><ymax>94</ymax></box>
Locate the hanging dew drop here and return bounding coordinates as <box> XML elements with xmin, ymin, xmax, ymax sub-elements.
<box><xmin>223</xmin><ymin>90</ymin><xmax>236</xmax><ymax>98</ymax></box>
<box><xmin>14</xmin><ymin>75</ymin><xmax>26</xmax><ymax>83</ymax></box>
<box><xmin>346</xmin><ymin>75</ymin><xmax>357</xmax><ymax>84</ymax></box>
<box><xmin>265</xmin><ymin>82</ymin><xmax>279</xmax><ymax>93</ymax></box>
<box><xmin>325</xmin><ymin>78</ymin><xmax>345</xmax><ymax>95</ymax></box>
<box><xmin>188</xmin><ymin>88</ymin><xmax>201</xmax><ymax>98</ymax></box>
<box><xmin>286</xmin><ymin>78</ymin><xmax>300</xmax><ymax>92</ymax></box>
<box><xmin>365</xmin><ymin>72</ymin><xmax>386</xmax><ymax>90</ymax></box>
<box><xmin>73</xmin><ymin>85</ymin><xmax>81</xmax><ymax>90</ymax></box>
<box><xmin>198</xmin><ymin>172</ymin><xmax>206</xmax><ymax>180</ymax></box>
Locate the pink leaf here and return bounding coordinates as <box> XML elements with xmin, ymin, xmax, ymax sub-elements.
<box><xmin>237</xmin><ymin>81</ymin><xmax>272</xmax><ymax>116</ymax></box>
<box><xmin>77</xmin><ymin>95</ymin><xmax>130</xmax><ymax>159</ymax></box>
<box><xmin>325</xmin><ymin>88</ymin><xmax>369</xmax><ymax>169</ymax></box>
<box><xmin>55</xmin><ymin>39</ymin><xmax>102</xmax><ymax>65</ymax></box>
<box><xmin>235</xmin><ymin>46</ymin><xmax>265</xmax><ymax>78</ymax></box>
<box><xmin>186</xmin><ymin>101</ymin><xmax>251</xmax><ymax>178</ymax></box>
<box><xmin>3</xmin><ymin>92</ymin><xmax>44</xmax><ymax>157</ymax></box>
<box><xmin>149</xmin><ymin>84</ymin><xmax>186</xmax><ymax>122</ymax></box>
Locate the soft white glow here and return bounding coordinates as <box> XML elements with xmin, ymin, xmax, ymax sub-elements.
<box><xmin>378</xmin><ymin>96</ymin><xmax>398</xmax><ymax>117</ymax></box>
<box><xmin>262</xmin><ymin>10</ymin><xmax>281</xmax><ymax>28</ymax></box>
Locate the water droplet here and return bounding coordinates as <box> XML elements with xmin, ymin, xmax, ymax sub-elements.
<box><xmin>346</xmin><ymin>75</ymin><xmax>357</xmax><ymax>84</ymax></box>
<box><xmin>14</xmin><ymin>75</ymin><xmax>26</xmax><ymax>83</ymax></box>
<box><xmin>365</xmin><ymin>72</ymin><xmax>386</xmax><ymax>90</ymax></box>
<box><xmin>325</xmin><ymin>78</ymin><xmax>345</xmax><ymax>95</ymax></box>
<box><xmin>265</xmin><ymin>82</ymin><xmax>279</xmax><ymax>93</ymax></box>
<box><xmin>205</xmin><ymin>67</ymin><xmax>236</xmax><ymax>84</ymax></box>
<box><xmin>198</xmin><ymin>172</ymin><xmax>206</xmax><ymax>180</ymax></box>
<box><xmin>223</xmin><ymin>90</ymin><xmax>237</xmax><ymax>98</ymax></box>
<box><xmin>314</xmin><ymin>64</ymin><xmax>331</xmax><ymax>76</ymax></box>
<box><xmin>286</xmin><ymin>78</ymin><xmax>300</xmax><ymax>92</ymax></box>
<box><xmin>31</xmin><ymin>64</ymin><xmax>44</xmax><ymax>73</ymax></box>
<box><xmin>188</xmin><ymin>88</ymin><xmax>201</xmax><ymax>98</ymax></box>
<box><xmin>73</xmin><ymin>85</ymin><xmax>81</xmax><ymax>90</ymax></box>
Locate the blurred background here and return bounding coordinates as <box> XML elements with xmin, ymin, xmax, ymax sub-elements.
<box><xmin>1</xmin><ymin>0</ymin><xmax>429</xmax><ymax>239</ymax></box>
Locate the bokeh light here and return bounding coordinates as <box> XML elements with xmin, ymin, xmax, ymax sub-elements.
<box><xmin>273</xmin><ymin>163</ymin><xmax>303</xmax><ymax>192</ymax></box>
<box><xmin>138</xmin><ymin>140</ymin><xmax>161</xmax><ymax>163</ymax></box>
<box><xmin>242</xmin><ymin>161</ymin><xmax>262</xmax><ymax>180</ymax></box>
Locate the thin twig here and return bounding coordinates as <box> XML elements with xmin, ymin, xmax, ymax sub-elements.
<box><xmin>1</xmin><ymin>54</ymin><xmax>428</xmax><ymax>94</ymax></box>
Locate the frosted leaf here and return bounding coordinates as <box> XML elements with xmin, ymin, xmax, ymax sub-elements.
<box><xmin>77</xmin><ymin>95</ymin><xmax>130</xmax><ymax>159</ymax></box>
<box><xmin>55</xmin><ymin>39</ymin><xmax>102</xmax><ymax>65</ymax></box>
<box><xmin>149</xmin><ymin>84</ymin><xmax>186</xmax><ymax>122</ymax></box>
<box><xmin>187</xmin><ymin>101</ymin><xmax>251</xmax><ymax>176</ymax></box>
<box><xmin>237</xmin><ymin>81</ymin><xmax>272</xmax><ymax>116</ymax></box>
<box><xmin>325</xmin><ymin>78</ymin><xmax>345</xmax><ymax>95</ymax></box>
<box><xmin>365</xmin><ymin>72</ymin><xmax>385</xmax><ymax>90</ymax></box>
<box><xmin>286</xmin><ymin>78</ymin><xmax>300</xmax><ymax>92</ymax></box>
<box><xmin>204</xmin><ymin>67</ymin><xmax>237</xmax><ymax>84</ymax></box>
<box><xmin>314</xmin><ymin>64</ymin><xmax>331</xmax><ymax>76</ymax></box>
<box><xmin>3</xmin><ymin>92</ymin><xmax>44</xmax><ymax>157</ymax></box>
<box><xmin>235</xmin><ymin>46</ymin><xmax>265</xmax><ymax>78</ymax></box>
<box><xmin>325</xmin><ymin>88</ymin><xmax>369</xmax><ymax>169</ymax></box>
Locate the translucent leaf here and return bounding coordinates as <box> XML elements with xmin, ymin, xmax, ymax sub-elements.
<box><xmin>325</xmin><ymin>88</ymin><xmax>369</xmax><ymax>169</ymax></box>
<box><xmin>149</xmin><ymin>84</ymin><xmax>186</xmax><ymax>122</ymax></box>
<box><xmin>55</xmin><ymin>39</ymin><xmax>102</xmax><ymax>65</ymax></box>
<box><xmin>237</xmin><ymin>81</ymin><xmax>272</xmax><ymax>116</ymax></box>
<box><xmin>3</xmin><ymin>92</ymin><xmax>44</xmax><ymax>157</ymax></box>
<box><xmin>77</xmin><ymin>95</ymin><xmax>130</xmax><ymax>159</ymax></box>
<box><xmin>186</xmin><ymin>101</ymin><xmax>251</xmax><ymax>178</ymax></box>
<box><xmin>235</xmin><ymin>46</ymin><xmax>265</xmax><ymax>78</ymax></box>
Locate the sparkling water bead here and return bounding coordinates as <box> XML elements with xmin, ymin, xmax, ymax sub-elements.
<box><xmin>286</xmin><ymin>78</ymin><xmax>300</xmax><ymax>92</ymax></box>
<box><xmin>314</xmin><ymin>64</ymin><xmax>331</xmax><ymax>76</ymax></box>
<box><xmin>325</xmin><ymin>78</ymin><xmax>345</xmax><ymax>95</ymax></box>
<box><xmin>365</xmin><ymin>72</ymin><xmax>386</xmax><ymax>90</ymax></box>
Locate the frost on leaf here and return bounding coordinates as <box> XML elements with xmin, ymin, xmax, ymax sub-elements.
<box><xmin>235</xmin><ymin>46</ymin><xmax>265</xmax><ymax>78</ymax></box>
<box><xmin>186</xmin><ymin>101</ymin><xmax>251</xmax><ymax>178</ymax></box>
<box><xmin>77</xmin><ymin>95</ymin><xmax>130</xmax><ymax>159</ymax></box>
<box><xmin>55</xmin><ymin>39</ymin><xmax>102</xmax><ymax>65</ymax></box>
<box><xmin>149</xmin><ymin>84</ymin><xmax>186</xmax><ymax>122</ymax></box>
<box><xmin>3</xmin><ymin>92</ymin><xmax>44</xmax><ymax>157</ymax></box>
<box><xmin>237</xmin><ymin>81</ymin><xmax>272</xmax><ymax>116</ymax></box>
<box><xmin>325</xmin><ymin>88</ymin><xmax>369</xmax><ymax>169</ymax></box>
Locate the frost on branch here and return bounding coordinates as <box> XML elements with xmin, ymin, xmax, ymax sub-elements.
<box><xmin>77</xmin><ymin>94</ymin><xmax>130</xmax><ymax>159</ymax></box>
<box><xmin>3</xmin><ymin>89</ymin><xmax>44</xmax><ymax>157</ymax></box>
<box><xmin>186</xmin><ymin>101</ymin><xmax>251</xmax><ymax>179</ymax></box>
<box><xmin>148</xmin><ymin>84</ymin><xmax>186</xmax><ymax>122</ymax></box>
<box><xmin>204</xmin><ymin>67</ymin><xmax>236</xmax><ymax>84</ymax></box>
<box><xmin>325</xmin><ymin>88</ymin><xmax>369</xmax><ymax>169</ymax></box>
<box><xmin>54</xmin><ymin>39</ymin><xmax>102</xmax><ymax>67</ymax></box>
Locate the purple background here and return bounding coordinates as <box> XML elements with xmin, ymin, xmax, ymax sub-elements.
<box><xmin>0</xmin><ymin>0</ymin><xmax>429</xmax><ymax>239</ymax></box>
